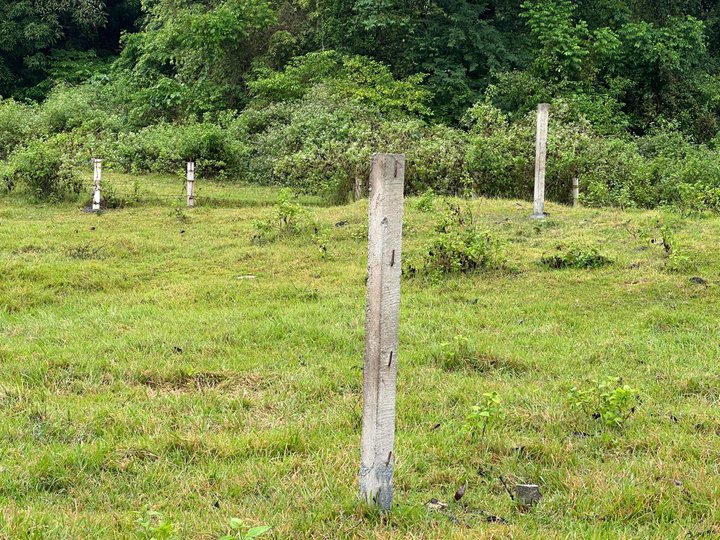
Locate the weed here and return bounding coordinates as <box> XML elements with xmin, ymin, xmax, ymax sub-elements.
<box><xmin>414</xmin><ymin>188</ymin><xmax>436</xmax><ymax>212</ymax></box>
<box><xmin>405</xmin><ymin>203</ymin><xmax>506</xmax><ymax>276</ymax></box>
<box><xmin>567</xmin><ymin>377</ymin><xmax>640</xmax><ymax>428</ymax></box>
<box><xmin>65</xmin><ymin>243</ymin><xmax>105</xmax><ymax>260</ymax></box>
<box><xmin>540</xmin><ymin>244</ymin><xmax>612</xmax><ymax>269</ymax></box>
<box><xmin>464</xmin><ymin>391</ymin><xmax>504</xmax><ymax>442</ymax></box>
<box><xmin>134</xmin><ymin>510</ymin><xmax>175</xmax><ymax>540</ymax></box>
<box><xmin>218</xmin><ymin>518</ymin><xmax>271</xmax><ymax>540</ymax></box>
<box><xmin>432</xmin><ymin>336</ymin><xmax>526</xmax><ymax>374</ymax></box>
<box><xmin>252</xmin><ymin>189</ymin><xmax>313</xmax><ymax>245</ymax></box>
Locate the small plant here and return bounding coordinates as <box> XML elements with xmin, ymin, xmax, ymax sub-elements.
<box><xmin>134</xmin><ymin>510</ymin><xmax>175</xmax><ymax>540</ymax></box>
<box><xmin>652</xmin><ymin>224</ymin><xmax>675</xmax><ymax>255</ymax></box>
<box><xmin>218</xmin><ymin>518</ymin><xmax>271</xmax><ymax>540</ymax></box>
<box><xmin>464</xmin><ymin>391</ymin><xmax>505</xmax><ymax>442</ymax></box>
<box><xmin>404</xmin><ymin>203</ymin><xmax>506</xmax><ymax>276</ymax></box>
<box><xmin>540</xmin><ymin>244</ymin><xmax>612</xmax><ymax>269</ymax></box>
<box><xmin>312</xmin><ymin>227</ymin><xmax>331</xmax><ymax>259</ymax></box>
<box><xmin>414</xmin><ymin>188</ymin><xmax>436</xmax><ymax>212</ymax></box>
<box><xmin>651</xmin><ymin>223</ymin><xmax>697</xmax><ymax>273</ymax></box>
<box><xmin>567</xmin><ymin>377</ymin><xmax>640</xmax><ymax>428</ymax></box>
<box><xmin>666</xmin><ymin>251</ymin><xmax>696</xmax><ymax>273</ymax></box>
<box><xmin>175</xmin><ymin>207</ymin><xmax>189</xmax><ymax>224</ymax></box>
<box><xmin>252</xmin><ymin>189</ymin><xmax>312</xmax><ymax>245</ymax></box>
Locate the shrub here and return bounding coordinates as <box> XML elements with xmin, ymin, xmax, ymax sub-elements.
<box><xmin>414</xmin><ymin>189</ymin><xmax>436</xmax><ymax>212</ymax></box>
<box><xmin>404</xmin><ymin>203</ymin><xmax>506</xmax><ymax>276</ymax></box>
<box><xmin>2</xmin><ymin>138</ymin><xmax>82</xmax><ymax>200</ymax></box>
<box><xmin>251</xmin><ymin>189</ymin><xmax>314</xmax><ymax>245</ymax></box>
<box><xmin>0</xmin><ymin>99</ymin><xmax>38</xmax><ymax>159</ymax></box>
<box><xmin>567</xmin><ymin>377</ymin><xmax>640</xmax><ymax>428</ymax></box>
<box><xmin>111</xmin><ymin>120</ymin><xmax>244</xmax><ymax>177</ymax></box>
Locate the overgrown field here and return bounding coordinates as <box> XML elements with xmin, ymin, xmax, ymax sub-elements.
<box><xmin>1</xmin><ymin>174</ymin><xmax>719</xmax><ymax>539</ymax></box>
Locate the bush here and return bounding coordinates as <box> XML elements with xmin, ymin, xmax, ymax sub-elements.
<box><xmin>405</xmin><ymin>203</ymin><xmax>507</xmax><ymax>276</ymax></box>
<box><xmin>251</xmin><ymin>189</ymin><xmax>315</xmax><ymax>245</ymax></box>
<box><xmin>0</xmin><ymin>99</ymin><xmax>38</xmax><ymax>160</ymax></box>
<box><xmin>568</xmin><ymin>377</ymin><xmax>640</xmax><ymax>429</ymax></box>
<box><xmin>111</xmin><ymin>120</ymin><xmax>245</xmax><ymax>177</ymax></box>
<box><xmin>2</xmin><ymin>138</ymin><xmax>83</xmax><ymax>200</ymax></box>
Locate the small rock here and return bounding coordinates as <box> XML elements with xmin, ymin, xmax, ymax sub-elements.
<box><xmin>515</xmin><ymin>484</ymin><xmax>541</xmax><ymax>507</ymax></box>
<box><xmin>690</xmin><ymin>276</ymin><xmax>707</xmax><ymax>285</ymax></box>
<box><xmin>427</xmin><ymin>498</ymin><xmax>448</xmax><ymax>511</ymax></box>
<box><xmin>454</xmin><ymin>484</ymin><xmax>466</xmax><ymax>502</ymax></box>
<box><xmin>335</xmin><ymin>220</ymin><xmax>348</xmax><ymax>227</ymax></box>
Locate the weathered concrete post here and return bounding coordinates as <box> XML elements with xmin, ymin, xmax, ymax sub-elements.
<box><xmin>532</xmin><ymin>103</ymin><xmax>550</xmax><ymax>219</ymax></box>
<box><xmin>572</xmin><ymin>176</ymin><xmax>579</xmax><ymax>208</ymax></box>
<box><xmin>360</xmin><ymin>153</ymin><xmax>405</xmax><ymax>512</ymax></box>
<box><xmin>187</xmin><ymin>161</ymin><xmax>196</xmax><ymax>208</ymax></box>
<box><xmin>92</xmin><ymin>159</ymin><xmax>102</xmax><ymax>211</ymax></box>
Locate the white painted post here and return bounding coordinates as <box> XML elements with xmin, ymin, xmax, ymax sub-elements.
<box><xmin>360</xmin><ymin>153</ymin><xmax>405</xmax><ymax>512</ymax></box>
<box><xmin>187</xmin><ymin>161</ymin><xmax>195</xmax><ymax>208</ymax></box>
<box><xmin>92</xmin><ymin>159</ymin><xmax>102</xmax><ymax>211</ymax></box>
<box><xmin>572</xmin><ymin>176</ymin><xmax>579</xmax><ymax>208</ymax></box>
<box><xmin>532</xmin><ymin>103</ymin><xmax>550</xmax><ymax>219</ymax></box>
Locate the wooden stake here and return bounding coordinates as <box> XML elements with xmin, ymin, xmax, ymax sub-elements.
<box><xmin>532</xmin><ymin>104</ymin><xmax>550</xmax><ymax>219</ymax></box>
<box><xmin>187</xmin><ymin>162</ymin><xmax>195</xmax><ymax>208</ymax></box>
<box><xmin>360</xmin><ymin>153</ymin><xmax>405</xmax><ymax>512</ymax></box>
<box><xmin>572</xmin><ymin>176</ymin><xmax>579</xmax><ymax>208</ymax></box>
<box><xmin>92</xmin><ymin>159</ymin><xmax>102</xmax><ymax>211</ymax></box>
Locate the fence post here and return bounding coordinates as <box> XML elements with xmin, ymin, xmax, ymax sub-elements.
<box><xmin>532</xmin><ymin>103</ymin><xmax>550</xmax><ymax>219</ymax></box>
<box><xmin>187</xmin><ymin>161</ymin><xmax>195</xmax><ymax>208</ymax></box>
<box><xmin>572</xmin><ymin>176</ymin><xmax>579</xmax><ymax>208</ymax></box>
<box><xmin>360</xmin><ymin>153</ymin><xmax>405</xmax><ymax>512</ymax></box>
<box><xmin>92</xmin><ymin>159</ymin><xmax>102</xmax><ymax>211</ymax></box>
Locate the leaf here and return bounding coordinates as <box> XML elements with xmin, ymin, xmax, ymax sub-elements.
<box><xmin>246</xmin><ymin>525</ymin><xmax>271</xmax><ymax>538</ymax></box>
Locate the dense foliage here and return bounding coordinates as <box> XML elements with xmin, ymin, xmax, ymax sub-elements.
<box><xmin>3</xmin><ymin>0</ymin><xmax>720</xmax><ymax>210</ymax></box>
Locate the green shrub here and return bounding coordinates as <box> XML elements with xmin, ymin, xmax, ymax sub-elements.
<box><xmin>111</xmin><ymin>120</ymin><xmax>244</xmax><ymax>177</ymax></box>
<box><xmin>0</xmin><ymin>99</ymin><xmax>38</xmax><ymax>159</ymax></box>
<box><xmin>2</xmin><ymin>138</ymin><xmax>82</xmax><ymax>201</ymax></box>
<box><xmin>567</xmin><ymin>377</ymin><xmax>640</xmax><ymax>429</ymax></box>
<box><xmin>414</xmin><ymin>189</ymin><xmax>437</xmax><ymax>212</ymax></box>
<box><xmin>405</xmin><ymin>203</ymin><xmax>506</xmax><ymax>276</ymax></box>
<box><xmin>251</xmin><ymin>189</ymin><xmax>314</xmax><ymax>245</ymax></box>
<box><xmin>464</xmin><ymin>391</ymin><xmax>505</xmax><ymax>442</ymax></box>
<box><xmin>540</xmin><ymin>244</ymin><xmax>613</xmax><ymax>269</ymax></box>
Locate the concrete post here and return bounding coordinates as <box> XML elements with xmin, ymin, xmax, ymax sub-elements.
<box><xmin>187</xmin><ymin>162</ymin><xmax>195</xmax><ymax>208</ymax></box>
<box><xmin>92</xmin><ymin>159</ymin><xmax>102</xmax><ymax>211</ymax></box>
<box><xmin>532</xmin><ymin>104</ymin><xmax>550</xmax><ymax>219</ymax></box>
<box><xmin>359</xmin><ymin>153</ymin><xmax>405</xmax><ymax>512</ymax></box>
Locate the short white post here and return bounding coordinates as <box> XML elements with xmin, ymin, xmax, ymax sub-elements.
<box><xmin>92</xmin><ymin>159</ymin><xmax>102</xmax><ymax>211</ymax></box>
<box><xmin>360</xmin><ymin>153</ymin><xmax>405</xmax><ymax>512</ymax></box>
<box><xmin>186</xmin><ymin>161</ymin><xmax>195</xmax><ymax>208</ymax></box>
<box><xmin>532</xmin><ymin>103</ymin><xmax>550</xmax><ymax>219</ymax></box>
<box><xmin>572</xmin><ymin>176</ymin><xmax>579</xmax><ymax>208</ymax></box>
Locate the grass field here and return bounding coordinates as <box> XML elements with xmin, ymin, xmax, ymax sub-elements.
<box><xmin>1</xmin><ymin>173</ymin><xmax>719</xmax><ymax>539</ymax></box>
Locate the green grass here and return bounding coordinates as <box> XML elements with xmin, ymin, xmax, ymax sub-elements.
<box><xmin>1</xmin><ymin>175</ymin><xmax>719</xmax><ymax>538</ymax></box>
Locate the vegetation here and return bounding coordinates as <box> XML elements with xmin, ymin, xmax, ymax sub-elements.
<box><xmin>1</xmin><ymin>179</ymin><xmax>719</xmax><ymax>537</ymax></box>
<box><xmin>3</xmin><ymin>0</ymin><xmax>720</xmax><ymax>536</ymax></box>
<box><xmin>4</xmin><ymin>1</ymin><xmax>720</xmax><ymax>210</ymax></box>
